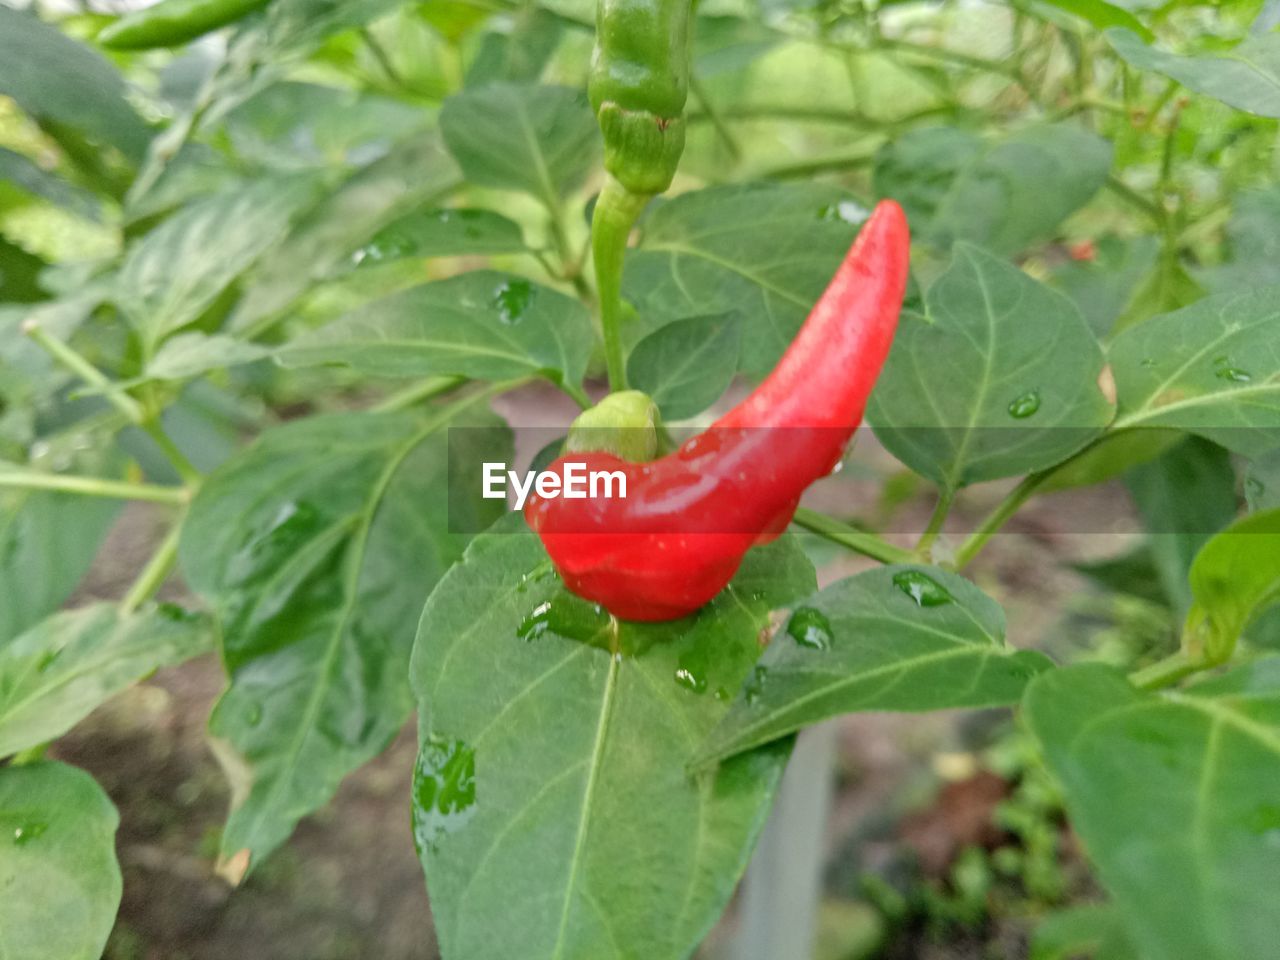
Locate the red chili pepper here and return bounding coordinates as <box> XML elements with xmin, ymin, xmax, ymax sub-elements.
<box><xmin>526</xmin><ymin>199</ymin><xmax>910</xmax><ymax>621</ymax></box>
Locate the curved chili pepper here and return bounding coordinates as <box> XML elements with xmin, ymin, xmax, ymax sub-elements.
<box><xmin>98</xmin><ymin>0</ymin><xmax>270</xmax><ymax>49</ymax></box>
<box><xmin>526</xmin><ymin>199</ymin><xmax>911</xmax><ymax>621</ymax></box>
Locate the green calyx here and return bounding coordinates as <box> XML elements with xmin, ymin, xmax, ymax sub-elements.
<box><xmin>596</xmin><ymin>103</ymin><xmax>686</xmax><ymax>197</ymax></box>
<box><xmin>565</xmin><ymin>391</ymin><xmax>661</xmax><ymax>462</ymax></box>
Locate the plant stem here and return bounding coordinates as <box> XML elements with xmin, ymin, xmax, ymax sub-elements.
<box><xmin>121</xmin><ymin>515</ymin><xmax>185</xmax><ymax>614</ymax></box>
<box><xmin>689</xmin><ymin>73</ymin><xmax>741</xmax><ymax>163</ymax></box>
<box><xmin>11</xmin><ymin>743</ymin><xmax>49</xmax><ymax>766</ymax></box>
<box><xmin>362</xmin><ymin>27</ymin><xmax>407</xmax><ymax>89</ymax></box>
<box><xmin>591</xmin><ymin>177</ymin><xmax>649</xmax><ymax>392</ymax></box>
<box><xmin>1130</xmin><ymin>650</ymin><xmax>1200</xmax><ymax>691</ymax></box>
<box><xmin>688</xmin><ymin>102</ymin><xmax>957</xmax><ymax>129</ymax></box>
<box><xmin>953</xmin><ymin>473</ymin><xmax>1048</xmax><ymax>569</ymax></box>
<box><xmin>791</xmin><ymin>508</ymin><xmax>915</xmax><ymax>565</ymax></box>
<box><xmin>372</xmin><ymin>376</ymin><xmax>466</xmax><ymax>413</ymax></box>
<box><xmin>0</xmin><ymin>470</ymin><xmax>188</xmax><ymax>504</ymax></box>
<box><xmin>558</xmin><ymin>380</ymin><xmax>593</xmax><ymax>410</ymax></box>
<box><xmin>143</xmin><ymin>421</ymin><xmax>202</xmax><ymax>485</ymax></box>
<box><xmin>876</xmin><ymin>35</ymin><xmax>1021</xmax><ymax>79</ymax></box>
<box><xmin>1105</xmin><ymin>175</ymin><xmax>1163</xmax><ymax>225</ymax></box>
<box><xmin>23</xmin><ymin>320</ymin><xmax>144</xmax><ymax>424</ymax></box>
<box><xmin>915</xmin><ymin>489</ymin><xmax>953</xmax><ymax>558</ymax></box>
<box><xmin>759</xmin><ymin>150</ymin><xmax>876</xmax><ymax>181</ymax></box>
<box><xmin>546</xmin><ymin>204</ymin><xmax>593</xmax><ymax>301</ymax></box>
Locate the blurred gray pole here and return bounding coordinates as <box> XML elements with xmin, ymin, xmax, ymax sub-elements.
<box><xmin>732</xmin><ymin>721</ymin><xmax>838</xmax><ymax>960</ymax></box>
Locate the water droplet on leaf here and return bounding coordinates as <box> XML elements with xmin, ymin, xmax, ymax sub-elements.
<box><xmin>892</xmin><ymin>570</ymin><xmax>953</xmax><ymax>607</ymax></box>
<box><xmin>517</xmin><ymin>602</ymin><xmax>552</xmax><ymax>642</ymax></box>
<box><xmin>787</xmin><ymin>607</ymin><xmax>833</xmax><ymax>651</ymax></box>
<box><xmin>674</xmin><ymin>665</ymin><xmax>707</xmax><ymax>694</ymax></box>
<box><xmin>1215</xmin><ymin>367</ymin><xmax>1252</xmax><ymax>383</ymax></box>
<box><xmin>491</xmin><ymin>279</ymin><xmax>532</xmax><ymax>325</ymax></box>
<box><xmin>817</xmin><ymin>201</ymin><xmax>867</xmax><ymax>224</ymax></box>
<box><xmin>1007</xmin><ymin>391</ymin><xmax>1041</xmax><ymax>419</ymax></box>
<box><xmin>412</xmin><ymin>736</ymin><xmax>476</xmax><ymax>855</ymax></box>
<box><xmin>744</xmin><ymin>666</ymin><xmax>769</xmax><ymax>705</ymax></box>
<box><xmin>12</xmin><ymin>821</ymin><xmax>48</xmax><ymax>846</ymax></box>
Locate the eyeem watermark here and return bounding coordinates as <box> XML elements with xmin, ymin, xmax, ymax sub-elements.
<box><xmin>483</xmin><ymin>462</ymin><xmax>627</xmax><ymax>510</ymax></box>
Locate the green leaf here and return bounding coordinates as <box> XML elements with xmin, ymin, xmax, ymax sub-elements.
<box><xmin>627</xmin><ymin>312</ymin><xmax>743</xmax><ymax>420</ymax></box>
<box><xmin>440</xmin><ymin>84</ymin><xmax>598</xmax><ymax>204</ymax></box>
<box><xmin>1025</xmin><ymin>661</ymin><xmax>1280</xmax><ymax>960</ymax></box>
<box><xmin>873</xmin><ymin>127</ymin><xmax>984</xmax><ymax>231</ymax></box>
<box><xmin>144</xmin><ymin>332</ymin><xmax>271</xmax><ymax>381</ymax></box>
<box><xmin>1108</xmin><ymin>285</ymin><xmax>1280</xmax><ymax>456</ymax></box>
<box><xmin>347</xmin><ymin>208</ymin><xmax>527</xmax><ymax>270</ymax></box>
<box><xmin>1186</xmin><ymin>509</ymin><xmax>1280</xmax><ymax>659</ymax></box>
<box><xmin>1036</xmin><ymin>0</ymin><xmax>1152</xmax><ymax>40</ymax></box>
<box><xmin>0</xmin><ymin>604</ymin><xmax>213</xmax><ymax>758</ymax></box>
<box><xmin>1202</xmin><ymin>187</ymin><xmax>1280</xmax><ymax>292</ymax></box>
<box><xmin>625</xmin><ymin>183</ymin><xmax>865</xmax><ymax>373</ymax></box>
<box><xmin>1245</xmin><ymin>450</ymin><xmax>1280</xmax><ymax>513</ymax></box>
<box><xmin>1031</xmin><ymin>903</ymin><xmax>1138</xmax><ymax>960</ymax></box>
<box><xmin>279</xmin><ymin>271</ymin><xmax>593</xmax><ymax>387</ymax></box>
<box><xmin>229</xmin><ymin>132</ymin><xmax>461</xmax><ymax>332</ymax></box>
<box><xmin>1050</xmin><ymin>235</ymin><xmax>1159</xmax><ymax>338</ymax></box>
<box><xmin>698</xmin><ymin>565</ymin><xmax>1052</xmax><ymax>765</ymax></box>
<box><xmin>0</xmin><ymin>236</ymin><xmax>48</xmax><ymax>304</ymax></box>
<box><xmin>874</xmin><ymin>125</ymin><xmax>1112</xmax><ymax>256</ymax></box>
<box><xmin>0</xmin><ymin>462</ymin><xmax>122</xmax><ymax>644</ymax></box>
<box><xmin>223</xmin><ymin>81</ymin><xmax>431</xmax><ymax>170</ymax></box>
<box><xmin>1107</xmin><ymin>28</ymin><xmax>1280</xmax><ymax>118</ymax></box>
<box><xmin>411</xmin><ymin>524</ymin><xmax>816</xmax><ymax>960</ymax></box>
<box><xmin>179</xmin><ymin>404</ymin><xmax>509</xmax><ymax>875</ymax></box>
<box><xmin>1113</xmin><ymin>255</ymin><xmax>1206</xmax><ymax>334</ymax></box>
<box><xmin>1039</xmin><ymin>428</ymin><xmax>1180</xmax><ymax>492</ymax></box>
<box><xmin>868</xmin><ymin>244</ymin><xmax>1114</xmax><ymax>489</ymax></box>
<box><xmin>465</xmin><ymin>7</ymin><xmax>564</xmax><ymax>87</ymax></box>
<box><xmin>0</xmin><ymin>147</ymin><xmax>100</xmax><ymax>220</ymax></box>
<box><xmin>1073</xmin><ymin>544</ymin><xmax>1168</xmax><ymax>607</ymax></box>
<box><xmin>0</xmin><ymin>6</ymin><xmax>150</xmax><ymax>162</ymax></box>
<box><xmin>693</xmin><ymin>14</ymin><xmax>782</xmax><ymax>75</ymax></box>
<box><xmin>1125</xmin><ymin>437</ymin><xmax>1238</xmax><ymax>615</ymax></box>
<box><xmin>0</xmin><ymin>762</ymin><xmax>121</xmax><ymax>960</ymax></box>
<box><xmin>116</xmin><ymin>176</ymin><xmax>325</xmax><ymax>351</ymax></box>
<box><xmin>259</xmin><ymin>0</ymin><xmax>405</xmax><ymax>54</ymax></box>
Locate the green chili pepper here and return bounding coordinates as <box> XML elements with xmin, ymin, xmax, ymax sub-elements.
<box><xmin>588</xmin><ymin>0</ymin><xmax>693</xmax><ymax>196</ymax></box>
<box><xmin>587</xmin><ymin>0</ymin><xmax>694</xmax><ymax>392</ymax></box>
<box><xmin>98</xmin><ymin>0</ymin><xmax>271</xmax><ymax>50</ymax></box>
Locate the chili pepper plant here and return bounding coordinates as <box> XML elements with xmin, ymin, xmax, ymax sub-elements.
<box><xmin>0</xmin><ymin>0</ymin><xmax>1279</xmax><ymax>957</ymax></box>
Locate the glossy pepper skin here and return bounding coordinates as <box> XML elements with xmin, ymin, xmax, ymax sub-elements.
<box><xmin>588</xmin><ymin>0</ymin><xmax>693</xmax><ymax>196</ymax></box>
<box><xmin>98</xmin><ymin>0</ymin><xmax>270</xmax><ymax>49</ymax></box>
<box><xmin>526</xmin><ymin>200</ymin><xmax>911</xmax><ymax>621</ymax></box>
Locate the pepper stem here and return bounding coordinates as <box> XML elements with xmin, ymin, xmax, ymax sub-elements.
<box><xmin>591</xmin><ymin>176</ymin><xmax>649</xmax><ymax>393</ymax></box>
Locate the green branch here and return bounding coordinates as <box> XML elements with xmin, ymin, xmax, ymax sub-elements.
<box><xmin>24</xmin><ymin>320</ymin><xmax>144</xmax><ymax>424</ymax></box>
<box><xmin>953</xmin><ymin>472</ymin><xmax>1049</xmax><ymax>569</ymax></box>
<box><xmin>791</xmin><ymin>508</ymin><xmax>915</xmax><ymax>565</ymax></box>
<box><xmin>0</xmin><ymin>470</ymin><xmax>188</xmax><ymax>504</ymax></box>
<box><xmin>372</xmin><ymin>376</ymin><xmax>466</xmax><ymax>413</ymax></box>
<box><xmin>122</xmin><ymin>515</ymin><xmax>185</xmax><ymax>614</ymax></box>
